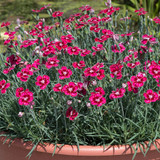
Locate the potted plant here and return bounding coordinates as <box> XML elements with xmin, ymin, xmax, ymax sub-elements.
<box><xmin>0</xmin><ymin>1</ymin><xmax>160</xmax><ymax>160</ymax></box>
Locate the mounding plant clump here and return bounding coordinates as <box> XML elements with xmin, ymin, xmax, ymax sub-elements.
<box><xmin>0</xmin><ymin>1</ymin><xmax>160</xmax><ymax>159</ymax></box>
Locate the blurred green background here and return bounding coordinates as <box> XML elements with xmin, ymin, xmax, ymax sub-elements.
<box><xmin>0</xmin><ymin>0</ymin><xmax>159</xmax><ymax>22</ymax></box>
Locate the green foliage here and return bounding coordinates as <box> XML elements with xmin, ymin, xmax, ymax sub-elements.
<box><xmin>112</xmin><ymin>0</ymin><xmax>160</xmax><ymax>18</ymax></box>
<box><xmin>0</xmin><ymin>2</ymin><xmax>160</xmax><ymax>159</ymax></box>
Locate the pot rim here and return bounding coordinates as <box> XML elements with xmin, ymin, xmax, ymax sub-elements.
<box><xmin>0</xmin><ymin>133</ymin><xmax>160</xmax><ymax>156</ymax></box>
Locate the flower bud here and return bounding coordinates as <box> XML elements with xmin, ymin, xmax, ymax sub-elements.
<box><xmin>67</xmin><ymin>100</ymin><xmax>72</xmax><ymax>105</ymax></box>
<box><xmin>18</xmin><ymin>112</ymin><xmax>24</xmax><ymax>117</ymax></box>
<box><xmin>86</xmin><ymin>102</ymin><xmax>91</xmax><ymax>107</ymax></box>
<box><xmin>91</xmin><ymin>80</ymin><xmax>97</xmax><ymax>86</ymax></box>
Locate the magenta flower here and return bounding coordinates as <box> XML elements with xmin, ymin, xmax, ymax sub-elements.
<box><xmin>58</xmin><ymin>66</ymin><xmax>72</xmax><ymax>79</ymax></box>
<box><xmin>45</xmin><ymin>56</ymin><xmax>59</xmax><ymax>69</ymax></box>
<box><xmin>66</xmin><ymin>106</ymin><xmax>78</xmax><ymax>120</ymax></box>
<box><xmin>111</xmin><ymin>43</ymin><xmax>125</xmax><ymax>53</ymax></box>
<box><xmin>92</xmin><ymin>44</ymin><xmax>104</xmax><ymax>52</ymax></box>
<box><xmin>123</xmin><ymin>54</ymin><xmax>133</xmax><ymax>62</ymax></box>
<box><xmin>80</xmin><ymin>49</ymin><xmax>91</xmax><ymax>57</ymax></box>
<box><xmin>62</xmin><ymin>82</ymin><xmax>78</xmax><ymax>97</ymax></box>
<box><xmin>130</xmin><ymin>72</ymin><xmax>147</xmax><ymax>88</ymax></box>
<box><xmin>72</xmin><ymin>61</ymin><xmax>85</xmax><ymax>69</ymax></box>
<box><xmin>135</xmin><ymin>8</ymin><xmax>147</xmax><ymax>15</ymax></box>
<box><xmin>96</xmin><ymin>69</ymin><xmax>105</xmax><ymax>80</ymax></box>
<box><xmin>52</xmin><ymin>11</ymin><xmax>63</xmax><ymax>18</ymax></box>
<box><xmin>143</xmin><ymin>90</ymin><xmax>158</xmax><ymax>103</ymax></box>
<box><xmin>17</xmin><ymin>68</ymin><xmax>33</xmax><ymax>82</ymax></box>
<box><xmin>90</xmin><ymin>25</ymin><xmax>101</xmax><ymax>33</ymax></box>
<box><xmin>89</xmin><ymin>93</ymin><xmax>106</xmax><ymax>107</ymax></box>
<box><xmin>53</xmin><ymin>83</ymin><xmax>62</xmax><ymax>92</ymax></box>
<box><xmin>84</xmin><ymin>66</ymin><xmax>99</xmax><ymax>77</ymax></box>
<box><xmin>94</xmin><ymin>87</ymin><xmax>105</xmax><ymax>95</ymax></box>
<box><xmin>1</xmin><ymin>21</ymin><xmax>10</xmax><ymax>28</ymax></box>
<box><xmin>127</xmin><ymin>81</ymin><xmax>138</xmax><ymax>93</ymax></box>
<box><xmin>127</xmin><ymin>61</ymin><xmax>140</xmax><ymax>68</ymax></box>
<box><xmin>55</xmin><ymin>41</ymin><xmax>68</xmax><ymax>51</ymax></box>
<box><xmin>79</xmin><ymin>5</ymin><xmax>92</xmax><ymax>12</ymax></box>
<box><xmin>141</xmin><ymin>34</ymin><xmax>157</xmax><ymax>44</ymax></box>
<box><xmin>153</xmin><ymin>17</ymin><xmax>160</xmax><ymax>24</ymax></box>
<box><xmin>88</xmin><ymin>17</ymin><xmax>101</xmax><ymax>24</ymax></box>
<box><xmin>95</xmin><ymin>35</ymin><xmax>108</xmax><ymax>43</ymax></box>
<box><xmin>158</xmin><ymin>91</ymin><xmax>160</xmax><ymax>100</ymax></box>
<box><xmin>41</xmin><ymin>45</ymin><xmax>56</xmax><ymax>57</ymax></box>
<box><xmin>109</xmin><ymin>88</ymin><xmax>126</xmax><ymax>99</ymax></box>
<box><xmin>109</xmin><ymin>62</ymin><xmax>123</xmax><ymax>79</ymax></box>
<box><xmin>5</xmin><ymin>55</ymin><xmax>21</xmax><ymax>66</ymax></box>
<box><xmin>67</xmin><ymin>46</ymin><xmax>81</xmax><ymax>55</ymax></box>
<box><xmin>0</xmin><ymin>80</ymin><xmax>10</xmax><ymax>94</ymax></box>
<box><xmin>35</xmin><ymin>75</ymin><xmax>50</xmax><ymax>90</ymax></box>
<box><xmin>148</xmin><ymin>62</ymin><xmax>160</xmax><ymax>79</ymax></box>
<box><xmin>16</xmin><ymin>87</ymin><xmax>28</xmax><ymax>97</ymax></box>
<box><xmin>18</xmin><ymin>90</ymin><xmax>34</xmax><ymax>106</ymax></box>
<box><xmin>61</xmin><ymin>34</ymin><xmax>74</xmax><ymax>43</ymax></box>
<box><xmin>102</xmin><ymin>29</ymin><xmax>114</xmax><ymax>36</ymax></box>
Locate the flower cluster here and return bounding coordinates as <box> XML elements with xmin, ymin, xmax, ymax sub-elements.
<box><xmin>0</xmin><ymin>2</ymin><xmax>159</xmax><ymax>124</ymax></box>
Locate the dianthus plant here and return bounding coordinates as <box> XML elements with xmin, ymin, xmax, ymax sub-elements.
<box><xmin>0</xmin><ymin>1</ymin><xmax>160</xmax><ymax>158</ymax></box>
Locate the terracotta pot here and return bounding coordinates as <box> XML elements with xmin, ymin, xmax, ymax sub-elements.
<box><xmin>0</xmin><ymin>135</ymin><xmax>160</xmax><ymax>160</ymax></box>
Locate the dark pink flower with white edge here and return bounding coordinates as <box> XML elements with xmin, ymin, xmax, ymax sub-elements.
<box><xmin>130</xmin><ymin>72</ymin><xmax>147</xmax><ymax>88</ymax></box>
<box><xmin>16</xmin><ymin>87</ymin><xmax>25</xmax><ymax>97</ymax></box>
<box><xmin>127</xmin><ymin>61</ymin><xmax>140</xmax><ymax>68</ymax></box>
<box><xmin>143</xmin><ymin>89</ymin><xmax>158</xmax><ymax>103</ymax></box>
<box><xmin>95</xmin><ymin>87</ymin><xmax>105</xmax><ymax>95</ymax></box>
<box><xmin>84</xmin><ymin>66</ymin><xmax>99</xmax><ymax>77</ymax></box>
<box><xmin>67</xmin><ymin>46</ymin><xmax>81</xmax><ymax>55</ymax></box>
<box><xmin>17</xmin><ymin>68</ymin><xmax>33</xmax><ymax>82</ymax></box>
<box><xmin>111</xmin><ymin>43</ymin><xmax>125</xmax><ymax>53</ymax></box>
<box><xmin>109</xmin><ymin>88</ymin><xmax>126</xmax><ymax>99</ymax></box>
<box><xmin>61</xmin><ymin>34</ymin><xmax>74</xmax><ymax>43</ymax></box>
<box><xmin>52</xmin><ymin>11</ymin><xmax>63</xmax><ymax>18</ymax></box>
<box><xmin>92</xmin><ymin>44</ymin><xmax>104</xmax><ymax>52</ymax></box>
<box><xmin>80</xmin><ymin>49</ymin><xmax>91</xmax><ymax>57</ymax></box>
<box><xmin>94</xmin><ymin>62</ymin><xmax>104</xmax><ymax>69</ymax></box>
<box><xmin>35</xmin><ymin>75</ymin><xmax>50</xmax><ymax>90</ymax></box>
<box><xmin>153</xmin><ymin>17</ymin><xmax>160</xmax><ymax>24</ymax></box>
<box><xmin>102</xmin><ymin>29</ymin><xmax>114</xmax><ymax>36</ymax></box>
<box><xmin>123</xmin><ymin>54</ymin><xmax>133</xmax><ymax>62</ymax></box>
<box><xmin>5</xmin><ymin>55</ymin><xmax>21</xmax><ymax>66</ymax></box>
<box><xmin>53</xmin><ymin>83</ymin><xmax>62</xmax><ymax>92</ymax></box>
<box><xmin>121</xmin><ymin>32</ymin><xmax>134</xmax><ymax>37</ymax></box>
<box><xmin>90</xmin><ymin>25</ymin><xmax>101</xmax><ymax>33</ymax></box>
<box><xmin>141</xmin><ymin>34</ymin><xmax>157</xmax><ymax>44</ymax></box>
<box><xmin>66</xmin><ymin>106</ymin><xmax>78</xmax><ymax>120</ymax></box>
<box><xmin>1</xmin><ymin>21</ymin><xmax>10</xmax><ymax>28</ymax></box>
<box><xmin>45</xmin><ymin>56</ymin><xmax>59</xmax><ymax>69</ymax></box>
<box><xmin>72</xmin><ymin>61</ymin><xmax>85</xmax><ymax>69</ymax></box>
<box><xmin>127</xmin><ymin>81</ymin><xmax>138</xmax><ymax>93</ymax></box>
<box><xmin>76</xmin><ymin>82</ymin><xmax>83</xmax><ymax>90</ymax></box>
<box><xmin>109</xmin><ymin>62</ymin><xmax>123</xmax><ymax>79</ymax></box>
<box><xmin>18</xmin><ymin>90</ymin><xmax>34</xmax><ymax>106</ymax></box>
<box><xmin>55</xmin><ymin>41</ymin><xmax>68</xmax><ymax>51</ymax></box>
<box><xmin>148</xmin><ymin>62</ymin><xmax>160</xmax><ymax>79</ymax></box>
<box><xmin>79</xmin><ymin>5</ymin><xmax>92</xmax><ymax>12</ymax></box>
<box><xmin>0</xmin><ymin>80</ymin><xmax>10</xmax><ymax>94</ymax></box>
<box><xmin>95</xmin><ymin>35</ymin><xmax>108</xmax><ymax>43</ymax></box>
<box><xmin>135</xmin><ymin>8</ymin><xmax>147</xmax><ymax>15</ymax></box>
<box><xmin>88</xmin><ymin>17</ymin><xmax>101</xmax><ymax>24</ymax></box>
<box><xmin>58</xmin><ymin>66</ymin><xmax>72</xmax><ymax>79</ymax></box>
<box><xmin>89</xmin><ymin>93</ymin><xmax>106</xmax><ymax>107</ymax></box>
<box><xmin>62</xmin><ymin>82</ymin><xmax>78</xmax><ymax>97</ymax></box>
<box><xmin>158</xmin><ymin>91</ymin><xmax>160</xmax><ymax>100</ymax></box>
<box><xmin>96</xmin><ymin>69</ymin><xmax>105</xmax><ymax>80</ymax></box>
